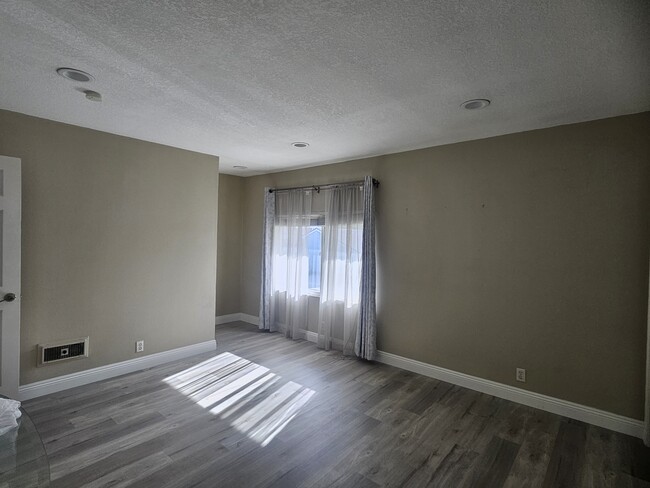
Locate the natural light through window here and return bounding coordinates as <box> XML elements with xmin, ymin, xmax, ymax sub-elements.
<box><xmin>163</xmin><ymin>352</ymin><xmax>315</xmax><ymax>447</ymax></box>
<box><xmin>306</xmin><ymin>223</ymin><xmax>322</xmax><ymax>293</ymax></box>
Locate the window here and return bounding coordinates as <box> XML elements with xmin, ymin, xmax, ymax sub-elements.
<box><xmin>306</xmin><ymin>217</ymin><xmax>323</xmax><ymax>294</ymax></box>
<box><xmin>261</xmin><ymin>179</ymin><xmax>376</xmax><ymax>358</ymax></box>
<box><xmin>271</xmin><ymin>215</ymin><xmax>324</xmax><ymax>297</ymax></box>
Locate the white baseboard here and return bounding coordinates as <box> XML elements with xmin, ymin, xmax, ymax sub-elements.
<box><xmin>217</xmin><ymin>312</ymin><xmax>644</xmax><ymax>439</ymax></box>
<box><xmin>215</xmin><ymin>313</ymin><xmax>241</xmax><ymax>325</ymax></box>
<box><xmin>375</xmin><ymin>350</ymin><xmax>644</xmax><ymax>439</ymax></box>
<box><xmin>18</xmin><ymin>340</ymin><xmax>217</xmax><ymax>401</ymax></box>
<box><xmin>279</xmin><ymin>325</ymin><xmax>319</xmax><ymax>344</ymax></box>
<box><xmin>216</xmin><ymin>313</ymin><xmax>260</xmax><ymax>326</ymax></box>
<box><xmin>240</xmin><ymin>313</ymin><xmax>260</xmax><ymax>326</ymax></box>
<box><xmin>302</xmin><ymin>330</ymin><xmax>344</xmax><ymax>349</ymax></box>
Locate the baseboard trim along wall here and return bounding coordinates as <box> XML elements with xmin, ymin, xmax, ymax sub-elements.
<box><xmin>18</xmin><ymin>339</ymin><xmax>217</xmax><ymax>401</ymax></box>
<box><xmin>216</xmin><ymin>314</ymin><xmax>643</xmax><ymax>439</ymax></box>
<box><xmin>216</xmin><ymin>313</ymin><xmax>259</xmax><ymax>326</ymax></box>
<box><xmin>215</xmin><ymin>313</ymin><xmax>242</xmax><ymax>325</ymax></box>
<box><xmin>375</xmin><ymin>350</ymin><xmax>644</xmax><ymax>439</ymax></box>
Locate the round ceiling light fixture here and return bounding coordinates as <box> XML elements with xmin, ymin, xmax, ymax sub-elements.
<box><xmin>56</xmin><ymin>67</ymin><xmax>94</xmax><ymax>82</ymax></box>
<box><xmin>233</xmin><ymin>165</ymin><xmax>248</xmax><ymax>170</ymax></box>
<box><xmin>291</xmin><ymin>142</ymin><xmax>309</xmax><ymax>148</ymax></box>
<box><xmin>83</xmin><ymin>90</ymin><xmax>102</xmax><ymax>102</ymax></box>
<box><xmin>461</xmin><ymin>99</ymin><xmax>490</xmax><ymax>110</ymax></box>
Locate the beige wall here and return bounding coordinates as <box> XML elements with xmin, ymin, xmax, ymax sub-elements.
<box><xmin>0</xmin><ymin>110</ymin><xmax>219</xmax><ymax>384</ymax></box>
<box><xmin>239</xmin><ymin>112</ymin><xmax>650</xmax><ymax>419</ymax></box>
<box><xmin>217</xmin><ymin>174</ymin><xmax>243</xmax><ymax>316</ymax></box>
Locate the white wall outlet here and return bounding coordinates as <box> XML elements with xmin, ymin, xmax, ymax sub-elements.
<box><xmin>135</xmin><ymin>340</ymin><xmax>144</xmax><ymax>353</ymax></box>
<box><xmin>516</xmin><ymin>368</ymin><xmax>526</xmax><ymax>382</ymax></box>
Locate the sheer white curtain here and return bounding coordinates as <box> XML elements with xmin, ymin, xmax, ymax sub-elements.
<box><xmin>260</xmin><ymin>178</ymin><xmax>377</xmax><ymax>360</ymax></box>
<box><xmin>271</xmin><ymin>189</ymin><xmax>313</xmax><ymax>339</ymax></box>
<box><xmin>318</xmin><ymin>185</ymin><xmax>364</xmax><ymax>355</ymax></box>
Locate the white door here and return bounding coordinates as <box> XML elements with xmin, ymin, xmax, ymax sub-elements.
<box><xmin>0</xmin><ymin>156</ymin><xmax>21</xmax><ymax>399</ymax></box>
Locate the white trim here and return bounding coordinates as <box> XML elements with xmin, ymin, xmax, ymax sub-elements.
<box><xmin>304</xmin><ymin>331</ymin><xmax>319</xmax><ymax>343</ymax></box>
<box><xmin>239</xmin><ymin>313</ymin><xmax>260</xmax><ymax>326</ymax></box>
<box><xmin>303</xmin><ymin>331</ymin><xmax>344</xmax><ymax>349</ymax></box>
<box><xmin>218</xmin><ymin>312</ymin><xmax>643</xmax><ymax>438</ymax></box>
<box><xmin>0</xmin><ymin>156</ymin><xmax>22</xmax><ymax>399</ymax></box>
<box><xmin>215</xmin><ymin>313</ymin><xmax>241</xmax><ymax>325</ymax></box>
<box><xmin>216</xmin><ymin>313</ymin><xmax>260</xmax><ymax>326</ymax></box>
<box><xmin>276</xmin><ymin>325</ymin><xmax>321</xmax><ymax>345</ymax></box>
<box><xmin>18</xmin><ymin>340</ymin><xmax>217</xmax><ymax>401</ymax></box>
<box><xmin>232</xmin><ymin>318</ymin><xmax>341</xmax><ymax>349</ymax></box>
<box><xmin>375</xmin><ymin>350</ymin><xmax>644</xmax><ymax>439</ymax></box>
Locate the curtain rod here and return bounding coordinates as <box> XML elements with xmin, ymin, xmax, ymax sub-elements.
<box><xmin>268</xmin><ymin>178</ymin><xmax>379</xmax><ymax>194</ymax></box>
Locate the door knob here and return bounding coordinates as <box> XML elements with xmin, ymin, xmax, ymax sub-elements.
<box><xmin>0</xmin><ymin>293</ymin><xmax>16</xmax><ymax>303</ymax></box>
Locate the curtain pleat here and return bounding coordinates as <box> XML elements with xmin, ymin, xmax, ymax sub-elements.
<box><xmin>259</xmin><ymin>188</ymin><xmax>275</xmax><ymax>331</ymax></box>
<box><xmin>355</xmin><ymin>176</ymin><xmax>377</xmax><ymax>360</ymax></box>
<box><xmin>280</xmin><ymin>190</ymin><xmax>313</xmax><ymax>339</ymax></box>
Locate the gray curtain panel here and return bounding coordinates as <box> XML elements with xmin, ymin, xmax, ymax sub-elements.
<box><xmin>259</xmin><ymin>188</ymin><xmax>275</xmax><ymax>331</ymax></box>
<box><xmin>355</xmin><ymin>176</ymin><xmax>377</xmax><ymax>360</ymax></box>
<box><xmin>645</xmin><ymin>257</ymin><xmax>650</xmax><ymax>446</ymax></box>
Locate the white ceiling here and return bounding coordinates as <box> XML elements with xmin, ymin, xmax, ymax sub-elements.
<box><xmin>1</xmin><ymin>1</ymin><xmax>648</xmax><ymax>175</ymax></box>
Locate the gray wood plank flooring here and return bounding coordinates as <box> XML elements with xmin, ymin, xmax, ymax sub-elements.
<box><xmin>24</xmin><ymin>322</ymin><xmax>650</xmax><ymax>487</ymax></box>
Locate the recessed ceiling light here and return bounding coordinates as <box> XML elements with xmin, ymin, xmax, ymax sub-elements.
<box><xmin>83</xmin><ymin>90</ymin><xmax>102</xmax><ymax>102</ymax></box>
<box><xmin>57</xmin><ymin>67</ymin><xmax>94</xmax><ymax>82</ymax></box>
<box><xmin>461</xmin><ymin>99</ymin><xmax>490</xmax><ymax>110</ymax></box>
<box><xmin>233</xmin><ymin>165</ymin><xmax>248</xmax><ymax>169</ymax></box>
<box><xmin>291</xmin><ymin>142</ymin><xmax>309</xmax><ymax>148</ymax></box>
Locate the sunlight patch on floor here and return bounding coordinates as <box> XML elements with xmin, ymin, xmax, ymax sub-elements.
<box><xmin>164</xmin><ymin>352</ymin><xmax>315</xmax><ymax>447</ymax></box>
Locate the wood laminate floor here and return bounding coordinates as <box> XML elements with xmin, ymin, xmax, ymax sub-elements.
<box><xmin>23</xmin><ymin>322</ymin><xmax>650</xmax><ymax>488</ymax></box>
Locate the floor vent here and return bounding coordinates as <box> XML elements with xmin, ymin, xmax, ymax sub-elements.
<box><xmin>39</xmin><ymin>337</ymin><xmax>89</xmax><ymax>366</ymax></box>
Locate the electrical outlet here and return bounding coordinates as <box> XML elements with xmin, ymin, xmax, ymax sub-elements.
<box><xmin>135</xmin><ymin>340</ymin><xmax>144</xmax><ymax>353</ymax></box>
<box><xmin>516</xmin><ymin>368</ymin><xmax>526</xmax><ymax>382</ymax></box>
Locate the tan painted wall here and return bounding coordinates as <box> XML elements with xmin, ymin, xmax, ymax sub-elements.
<box><xmin>239</xmin><ymin>112</ymin><xmax>650</xmax><ymax>419</ymax></box>
<box><xmin>217</xmin><ymin>174</ymin><xmax>243</xmax><ymax>316</ymax></box>
<box><xmin>0</xmin><ymin>110</ymin><xmax>219</xmax><ymax>384</ymax></box>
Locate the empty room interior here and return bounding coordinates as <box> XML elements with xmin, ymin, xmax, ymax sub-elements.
<box><xmin>0</xmin><ymin>1</ymin><xmax>649</xmax><ymax>487</ymax></box>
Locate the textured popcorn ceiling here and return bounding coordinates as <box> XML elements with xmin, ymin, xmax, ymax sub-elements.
<box><xmin>0</xmin><ymin>1</ymin><xmax>648</xmax><ymax>175</ymax></box>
